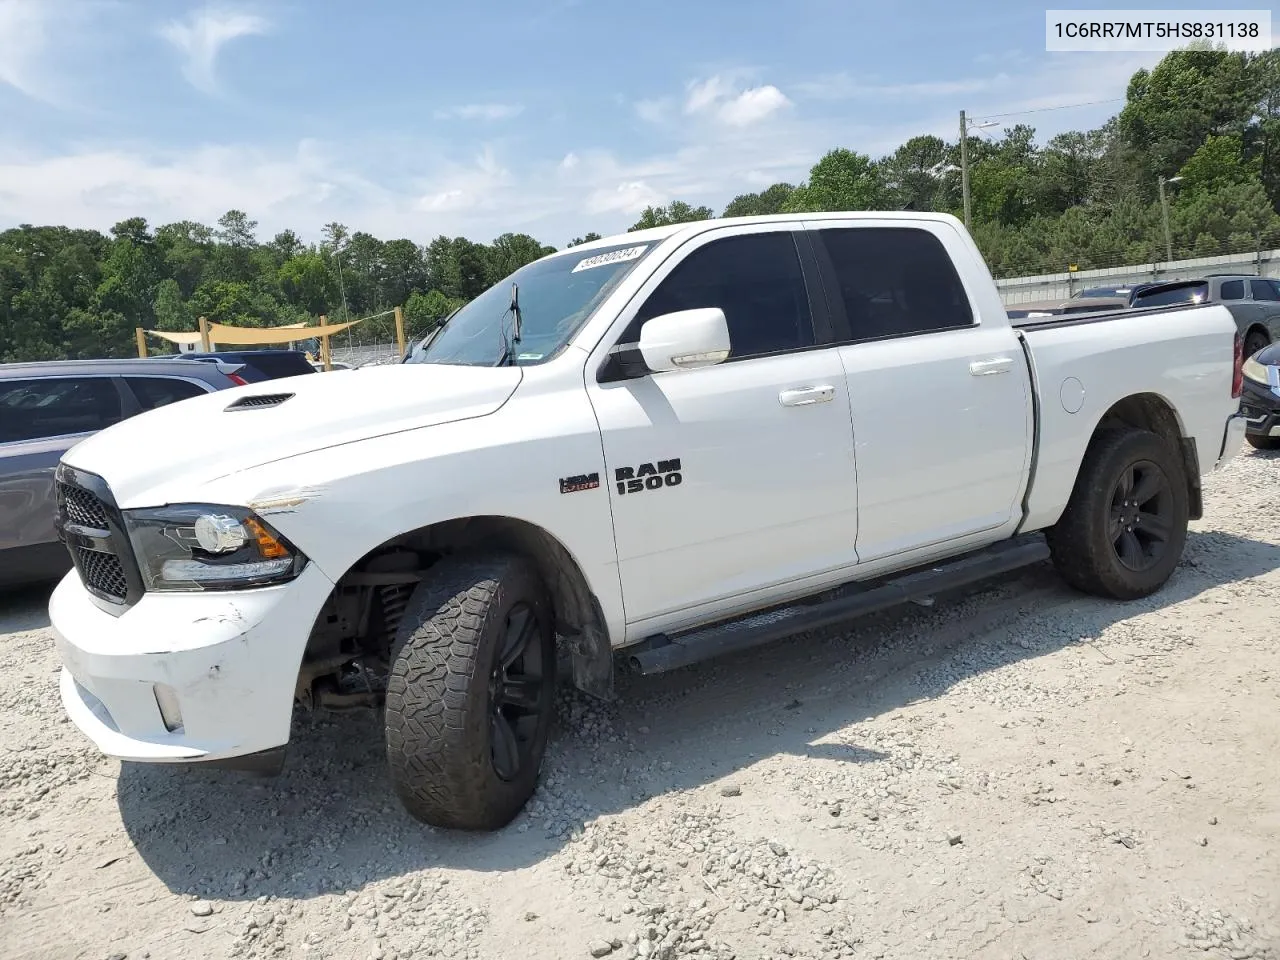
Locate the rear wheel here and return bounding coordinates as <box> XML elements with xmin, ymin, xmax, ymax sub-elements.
<box><xmin>1244</xmin><ymin>329</ymin><xmax>1269</xmax><ymax>360</ymax></box>
<box><xmin>384</xmin><ymin>552</ymin><xmax>556</xmax><ymax>830</ymax></box>
<box><xmin>1046</xmin><ymin>428</ymin><xmax>1189</xmax><ymax>600</ymax></box>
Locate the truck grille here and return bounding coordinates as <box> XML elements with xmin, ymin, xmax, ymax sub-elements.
<box><xmin>54</xmin><ymin>467</ymin><xmax>141</xmax><ymax>608</ymax></box>
<box><xmin>59</xmin><ymin>483</ymin><xmax>109</xmax><ymax>530</ymax></box>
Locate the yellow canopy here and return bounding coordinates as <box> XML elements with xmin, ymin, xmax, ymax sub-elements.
<box><xmin>144</xmin><ymin>329</ymin><xmax>205</xmax><ymax>345</ymax></box>
<box><xmin>143</xmin><ymin>319</ymin><xmax>358</xmax><ymax>347</ymax></box>
<box><xmin>206</xmin><ymin>320</ymin><xmax>358</xmax><ymax>344</ymax></box>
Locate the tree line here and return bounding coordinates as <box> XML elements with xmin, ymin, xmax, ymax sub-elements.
<box><xmin>2</xmin><ymin>46</ymin><xmax>1277</xmax><ymax>363</ymax></box>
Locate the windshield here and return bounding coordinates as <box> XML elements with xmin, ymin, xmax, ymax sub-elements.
<box><xmin>407</xmin><ymin>240</ymin><xmax>659</xmax><ymax>367</ymax></box>
<box><xmin>1131</xmin><ymin>282</ymin><xmax>1208</xmax><ymax>308</ymax></box>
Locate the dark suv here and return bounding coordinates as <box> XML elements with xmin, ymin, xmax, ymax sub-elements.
<box><xmin>1129</xmin><ymin>275</ymin><xmax>1280</xmax><ymax>358</ymax></box>
<box><xmin>0</xmin><ymin>358</ymin><xmax>247</xmax><ymax>590</ymax></box>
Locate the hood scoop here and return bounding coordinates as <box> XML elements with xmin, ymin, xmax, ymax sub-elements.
<box><xmin>225</xmin><ymin>392</ymin><xmax>295</xmax><ymax>411</ymax></box>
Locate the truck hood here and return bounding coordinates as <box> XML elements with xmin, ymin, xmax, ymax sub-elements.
<box><xmin>62</xmin><ymin>363</ymin><xmax>523</xmax><ymax>507</ymax></box>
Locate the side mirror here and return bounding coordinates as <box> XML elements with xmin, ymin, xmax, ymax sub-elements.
<box><xmin>637</xmin><ymin>308</ymin><xmax>731</xmax><ymax>373</ymax></box>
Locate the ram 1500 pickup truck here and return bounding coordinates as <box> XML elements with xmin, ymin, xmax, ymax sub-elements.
<box><xmin>48</xmin><ymin>212</ymin><xmax>1248</xmax><ymax>831</ymax></box>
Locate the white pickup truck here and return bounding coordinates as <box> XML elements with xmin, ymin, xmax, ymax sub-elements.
<box><xmin>49</xmin><ymin>212</ymin><xmax>1247</xmax><ymax>831</ymax></box>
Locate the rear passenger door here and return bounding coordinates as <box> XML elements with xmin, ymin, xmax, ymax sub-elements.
<box><xmin>805</xmin><ymin>220</ymin><xmax>1032</xmax><ymax>564</ymax></box>
<box><xmin>0</xmin><ymin>377</ymin><xmax>126</xmax><ymax>554</ymax></box>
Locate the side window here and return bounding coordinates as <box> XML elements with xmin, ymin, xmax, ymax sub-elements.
<box><xmin>1219</xmin><ymin>279</ymin><xmax>1245</xmax><ymax>301</ymax></box>
<box><xmin>0</xmin><ymin>377</ymin><xmax>124</xmax><ymax>444</ymax></box>
<box><xmin>629</xmin><ymin>232</ymin><xmax>815</xmax><ymax>360</ymax></box>
<box><xmin>126</xmin><ymin>376</ymin><xmax>209</xmax><ymax>410</ymax></box>
<box><xmin>1251</xmin><ymin>279</ymin><xmax>1280</xmax><ymax>302</ymax></box>
<box><xmin>814</xmin><ymin>227</ymin><xmax>975</xmax><ymax>340</ymax></box>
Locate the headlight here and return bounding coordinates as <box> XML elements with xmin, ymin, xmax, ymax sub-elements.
<box><xmin>123</xmin><ymin>504</ymin><xmax>307</xmax><ymax>592</ymax></box>
<box><xmin>1242</xmin><ymin>356</ymin><xmax>1270</xmax><ymax>385</ymax></box>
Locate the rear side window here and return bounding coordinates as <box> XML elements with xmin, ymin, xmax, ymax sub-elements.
<box><xmin>813</xmin><ymin>227</ymin><xmax>974</xmax><ymax>340</ymax></box>
<box><xmin>0</xmin><ymin>377</ymin><xmax>124</xmax><ymax>444</ymax></box>
<box><xmin>125</xmin><ymin>376</ymin><xmax>209</xmax><ymax>410</ymax></box>
<box><xmin>1251</xmin><ymin>279</ymin><xmax>1280</xmax><ymax>302</ymax></box>
<box><xmin>1219</xmin><ymin>279</ymin><xmax>1245</xmax><ymax>300</ymax></box>
<box><xmin>630</xmin><ymin>232</ymin><xmax>816</xmax><ymax>360</ymax></box>
<box><xmin>1131</xmin><ymin>282</ymin><xmax>1208</xmax><ymax>307</ymax></box>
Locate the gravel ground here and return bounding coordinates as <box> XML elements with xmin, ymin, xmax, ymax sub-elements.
<box><xmin>2</xmin><ymin>446</ymin><xmax>1279</xmax><ymax>960</ymax></box>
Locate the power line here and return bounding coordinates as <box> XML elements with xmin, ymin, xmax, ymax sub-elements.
<box><xmin>977</xmin><ymin>97</ymin><xmax>1124</xmax><ymax>121</ymax></box>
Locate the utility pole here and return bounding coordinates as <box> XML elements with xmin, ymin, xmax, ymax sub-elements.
<box><xmin>1157</xmin><ymin>175</ymin><xmax>1182</xmax><ymax>267</ymax></box>
<box><xmin>960</xmin><ymin>110</ymin><xmax>971</xmax><ymax>231</ymax></box>
<box><xmin>1158</xmin><ymin>175</ymin><xmax>1173</xmax><ymax>264</ymax></box>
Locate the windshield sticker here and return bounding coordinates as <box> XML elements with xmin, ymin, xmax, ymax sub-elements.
<box><xmin>571</xmin><ymin>245</ymin><xmax>648</xmax><ymax>273</ymax></box>
<box><xmin>517</xmin><ymin>352</ymin><xmax>543</xmax><ymax>361</ymax></box>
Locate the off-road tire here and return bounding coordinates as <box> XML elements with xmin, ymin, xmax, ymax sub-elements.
<box><xmin>384</xmin><ymin>552</ymin><xmax>556</xmax><ymax>830</ymax></box>
<box><xmin>1246</xmin><ymin>433</ymin><xmax>1280</xmax><ymax>451</ymax></box>
<box><xmin>1045</xmin><ymin>428</ymin><xmax>1189</xmax><ymax>601</ymax></box>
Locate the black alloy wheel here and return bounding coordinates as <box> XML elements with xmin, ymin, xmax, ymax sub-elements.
<box><xmin>487</xmin><ymin>601</ymin><xmax>550</xmax><ymax>782</ymax></box>
<box><xmin>1109</xmin><ymin>459</ymin><xmax>1175</xmax><ymax>573</ymax></box>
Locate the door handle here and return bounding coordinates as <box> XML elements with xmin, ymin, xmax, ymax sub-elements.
<box><xmin>969</xmin><ymin>357</ymin><xmax>1015</xmax><ymax>376</ymax></box>
<box><xmin>779</xmin><ymin>385</ymin><xmax>835</xmax><ymax>406</ymax></box>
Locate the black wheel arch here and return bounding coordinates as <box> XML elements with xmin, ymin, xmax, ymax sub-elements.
<box><xmin>1087</xmin><ymin>393</ymin><xmax>1202</xmax><ymax>521</ymax></box>
<box><xmin>312</xmin><ymin>515</ymin><xmax>615</xmax><ymax>701</ymax></box>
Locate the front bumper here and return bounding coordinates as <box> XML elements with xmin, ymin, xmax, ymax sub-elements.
<box><xmin>1240</xmin><ymin>377</ymin><xmax>1280</xmax><ymax>439</ymax></box>
<box><xmin>50</xmin><ymin>561</ymin><xmax>335</xmax><ymax>764</ymax></box>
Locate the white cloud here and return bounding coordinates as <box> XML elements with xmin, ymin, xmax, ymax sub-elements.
<box><xmin>0</xmin><ymin>0</ymin><xmax>49</xmax><ymax>99</ymax></box>
<box><xmin>718</xmin><ymin>85</ymin><xmax>790</xmax><ymax>127</ymax></box>
<box><xmin>585</xmin><ymin>180</ymin><xmax>666</xmax><ymax>216</ymax></box>
<box><xmin>635</xmin><ymin>98</ymin><xmax>670</xmax><ymax>123</ymax></box>
<box><xmin>159</xmin><ymin>5</ymin><xmax>269</xmax><ymax>94</ymax></box>
<box><xmin>434</xmin><ymin>103</ymin><xmax>524</xmax><ymax>121</ymax></box>
<box><xmin>795</xmin><ymin>73</ymin><xmax>1008</xmax><ymax>101</ymax></box>
<box><xmin>415</xmin><ymin>145</ymin><xmax>512</xmax><ymax>214</ymax></box>
<box><xmin>559</xmin><ymin>152</ymin><xmax>580</xmax><ymax>170</ymax></box>
<box><xmin>683</xmin><ymin>74</ymin><xmax>791</xmax><ymax>127</ymax></box>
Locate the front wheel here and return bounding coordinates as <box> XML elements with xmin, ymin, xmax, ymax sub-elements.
<box><xmin>384</xmin><ymin>552</ymin><xmax>556</xmax><ymax>830</ymax></box>
<box><xmin>1246</xmin><ymin>433</ymin><xmax>1280</xmax><ymax>451</ymax></box>
<box><xmin>1046</xmin><ymin>428</ymin><xmax>1189</xmax><ymax>600</ymax></box>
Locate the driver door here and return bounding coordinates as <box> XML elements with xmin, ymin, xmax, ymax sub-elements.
<box><xmin>584</xmin><ymin>225</ymin><xmax>861</xmax><ymax>637</ymax></box>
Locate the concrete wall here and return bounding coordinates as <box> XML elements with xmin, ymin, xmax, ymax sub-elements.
<box><xmin>997</xmin><ymin>248</ymin><xmax>1280</xmax><ymax>305</ymax></box>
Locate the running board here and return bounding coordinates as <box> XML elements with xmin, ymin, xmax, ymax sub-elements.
<box><xmin>626</xmin><ymin>535</ymin><xmax>1051</xmax><ymax>676</ymax></box>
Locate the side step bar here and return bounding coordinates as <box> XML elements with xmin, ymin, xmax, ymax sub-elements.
<box><xmin>627</xmin><ymin>534</ymin><xmax>1051</xmax><ymax>676</ymax></box>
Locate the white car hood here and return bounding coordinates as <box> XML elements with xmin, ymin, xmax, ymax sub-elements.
<box><xmin>62</xmin><ymin>363</ymin><xmax>523</xmax><ymax>507</ymax></box>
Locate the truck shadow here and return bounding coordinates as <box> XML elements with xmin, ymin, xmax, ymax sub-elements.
<box><xmin>116</xmin><ymin>528</ymin><xmax>1280</xmax><ymax>902</ymax></box>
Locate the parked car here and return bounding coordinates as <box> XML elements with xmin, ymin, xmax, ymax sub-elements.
<box><xmin>1005</xmin><ymin>295</ymin><xmax>1129</xmax><ymax>319</ymax></box>
<box><xmin>161</xmin><ymin>349</ymin><xmax>316</xmax><ymax>383</ymax></box>
<box><xmin>0</xmin><ymin>358</ymin><xmax>247</xmax><ymax>590</ymax></box>
<box><xmin>1070</xmin><ymin>285</ymin><xmax>1136</xmax><ymax>299</ymax></box>
<box><xmin>1240</xmin><ymin>341</ymin><xmax>1280</xmax><ymax>450</ymax></box>
<box><xmin>48</xmin><ymin>211</ymin><xmax>1245</xmax><ymax>831</ymax></box>
<box><xmin>1129</xmin><ymin>275</ymin><xmax>1280</xmax><ymax>358</ymax></box>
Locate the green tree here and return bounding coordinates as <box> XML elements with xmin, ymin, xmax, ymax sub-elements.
<box><xmin>722</xmin><ymin>183</ymin><xmax>796</xmax><ymax>217</ymax></box>
<box><xmin>783</xmin><ymin>149</ymin><xmax>885</xmax><ymax>212</ymax></box>
<box><xmin>628</xmin><ymin>201</ymin><xmax>714</xmax><ymax>231</ymax></box>
<box><xmin>568</xmin><ymin>232</ymin><xmax>603</xmax><ymax>247</ymax></box>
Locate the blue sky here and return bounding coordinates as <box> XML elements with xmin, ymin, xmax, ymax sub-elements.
<box><xmin>0</xmin><ymin>0</ymin><xmax>1175</xmax><ymax>247</ymax></box>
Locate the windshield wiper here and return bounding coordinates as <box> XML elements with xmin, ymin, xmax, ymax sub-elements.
<box><xmin>495</xmin><ymin>282</ymin><xmax>523</xmax><ymax>367</ymax></box>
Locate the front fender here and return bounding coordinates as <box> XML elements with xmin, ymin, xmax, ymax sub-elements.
<box><xmin>193</xmin><ymin>404</ymin><xmax>627</xmax><ymax>649</ymax></box>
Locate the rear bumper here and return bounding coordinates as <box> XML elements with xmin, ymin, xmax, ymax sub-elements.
<box><xmin>50</xmin><ymin>561</ymin><xmax>334</xmax><ymax>764</ymax></box>
<box><xmin>1217</xmin><ymin>413</ymin><xmax>1248</xmax><ymax>466</ymax></box>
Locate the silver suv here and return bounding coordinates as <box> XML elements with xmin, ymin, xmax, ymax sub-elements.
<box><xmin>0</xmin><ymin>357</ymin><xmax>246</xmax><ymax>591</ymax></box>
